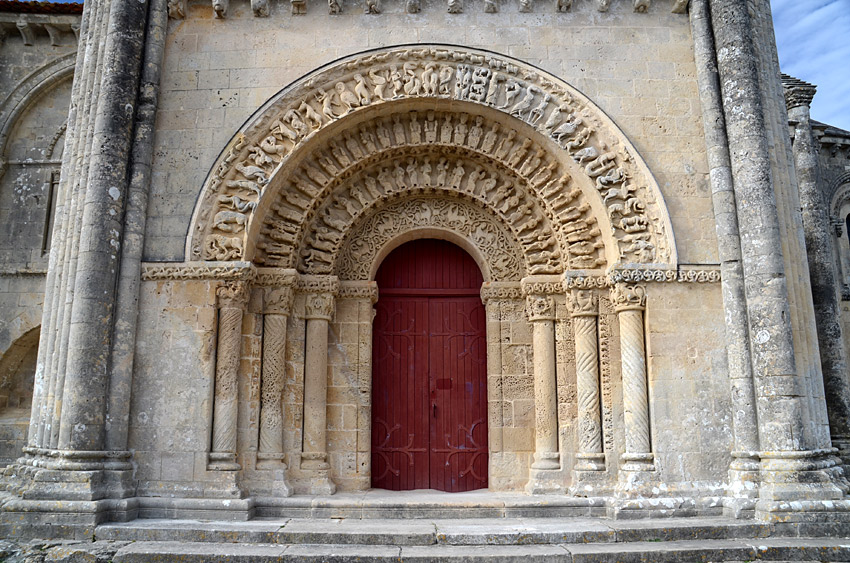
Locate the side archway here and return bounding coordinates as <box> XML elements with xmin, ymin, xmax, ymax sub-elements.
<box><xmin>187</xmin><ymin>45</ymin><xmax>677</xmax><ymax>273</ymax></box>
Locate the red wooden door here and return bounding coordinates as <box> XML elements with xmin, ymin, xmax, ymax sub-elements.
<box><xmin>372</xmin><ymin>239</ymin><xmax>488</xmax><ymax>492</ymax></box>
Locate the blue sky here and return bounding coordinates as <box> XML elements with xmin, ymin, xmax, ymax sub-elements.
<box><xmin>772</xmin><ymin>0</ymin><xmax>850</xmax><ymax>130</ymax></box>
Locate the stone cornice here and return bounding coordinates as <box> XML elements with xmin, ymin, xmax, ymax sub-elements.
<box><xmin>781</xmin><ymin>74</ymin><xmax>816</xmax><ymax>111</ymax></box>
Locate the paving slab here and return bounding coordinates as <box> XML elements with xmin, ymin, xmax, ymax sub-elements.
<box><xmin>433</xmin><ymin>517</ymin><xmax>615</xmax><ymax>545</ymax></box>
<box><xmin>277</xmin><ymin>518</ymin><xmax>437</xmax><ymax>545</ymax></box>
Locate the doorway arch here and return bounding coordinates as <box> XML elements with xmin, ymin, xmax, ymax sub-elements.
<box><xmin>371</xmin><ymin>239</ymin><xmax>488</xmax><ymax>492</ymax></box>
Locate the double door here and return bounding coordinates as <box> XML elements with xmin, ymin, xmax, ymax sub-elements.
<box><xmin>371</xmin><ymin>240</ymin><xmax>488</xmax><ymax>492</ymax></box>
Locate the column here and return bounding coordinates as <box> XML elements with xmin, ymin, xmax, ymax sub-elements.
<box><xmin>208</xmin><ymin>281</ymin><xmax>249</xmax><ymax>471</ymax></box>
<box><xmin>783</xmin><ymin>75</ymin><xmax>850</xmax><ymax>479</ymax></box>
<box><xmin>689</xmin><ymin>0</ymin><xmax>760</xmax><ymax>515</ymax></box>
<box><xmin>611</xmin><ymin>283</ymin><xmax>654</xmax><ymax>474</ymax></box>
<box><xmin>711</xmin><ymin>0</ymin><xmax>846</xmax><ymax>517</ymax></box>
<box><xmin>522</xmin><ymin>276</ymin><xmax>563</xmax><ymax>494</ymax></box>
<box><xmin>569</xmin><ymin>289</ymin><xmax>606</xmax><ymax>494</ymax></box>
<box><xmin>300</xmin><ymin>275</ymin><xmax>338</xmax><ymax>495</ymax></box>
<box><xmin>257</xmin><ymin>285</ymin><xmax>294</xmax><ymax>469</ymax></box>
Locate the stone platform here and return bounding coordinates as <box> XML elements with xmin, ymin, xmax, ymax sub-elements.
<box><xmin>85</xmin><ymin>516</ymin><xmax>850</xmax><ymax>561</ymax></box>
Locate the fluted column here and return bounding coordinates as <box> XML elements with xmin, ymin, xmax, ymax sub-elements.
<box><xmin>783</xmin><ymin>75</ymin><xmax>850</xmax><ymax>479</ymax></box>
<box><xmin>570</xmin><ymin>290</ymin><xmax>606</xmax><ymax>492</ymax></box>
<box><xmin>257</xmin><ymin>283</ymin><xmax>294</xmax><ymax>471</ymax></box>
<box><xmin>299</xmin><ymin>275</ymin><xmax>338</xmax><ymax>495</ymax></box>
<box><xmin>208</xmin><ymin>281</ymin><xmax>249</xmax><ymax>471</ymax></box>
<box><xmin>522</xmin><ymin>276</ymin><xmax>563</xmax><ymax>494</ymax></box>
<box><xmin>611</xmin><ymin>283</ymin><xmax>654</xmax><ymax>473</ymax></box>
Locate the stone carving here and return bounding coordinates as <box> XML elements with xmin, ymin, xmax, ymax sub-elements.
<box><xmin>328</xmin><ymin>0</ymin><xmax>342</xmax><ymax>13</ymax></box>
<box><xmin>338</xmin><ymin>196</ymin><xmax>524</xmax><ymax>281</ymax></box>
<box><xmin>610</xmin><ymin>282</ymin><xmax>646</xmax><ymax>311</ymax></box>
<box><xmin>337</xmin><ymin>282</ymin><xmax>379</xmax><ymax>302</ymax></box>
<box><xmin>570</xmin><ymin>290</ymin><xmax>603</xmax><ymax>470</ymax></box>
<box><xmin>252</xmin><ymin>0</ymin><xmax>269</xmax><ymax>16</ymax></box>
<box><xmin>212</xmin><ymin>0</ymin><xmax>228</xmax><ymax>17</ymax></box>
<box><xmin>291</xmin><ymin>0</ymin><xmax>306</xmax><ymax>13</ymax></box>
<box><xmin>480</xmin><ymin>282</ymin><xmax>523</xmax><ymax>303</ymax></box>
<box><xmin>258</xmin><ymin>309</ymin><xmax>287</xmax><ymax>461</ymax></box>
<box><xmin>364</xmin><ymin>0</ymin><xmax>380</xmax><ymax>12</ymax></box>
<box><xmin>167</xmin><ymin>0</ymin><xmax>186</xmax><ymax>18</ymax></box>
<box><xmin>633</xmin><ymin>0</ymin><xmax>649</xmax><ymax>12</ymax></box>
<box><xmin>611</xmin><ymin>283</ymin><xmax>653</xmax><ymax>470</ymax></box>
<box><xmin>141</xmin><ymin>262</ymin><xmax>254</xmax><ymax>281</ymax></box>
<box><xmin>556</xmin><ymin>0</ymin><xmax>571</xmax><ymax>11</ymax></box>
<box><xmin>525</xmin><ymin>295</ymin><xmax>555</xmax><ymax>322</ymax></box>
<box><xmin>191</xmin><ymin>47</ymin><xmax>674</xmax><ymax>270</ymax></box>
<box><xmin>209</xmin><ymin>281</ymin><xmax>250</xmax><ymax>469</ymax></box>
<box><xmin>447</xmin><ymin>0</ymin><xmax>462</xmax><ymax>12</ymax></box>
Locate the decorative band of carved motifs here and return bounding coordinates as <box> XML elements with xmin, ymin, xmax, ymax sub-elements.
<box><xmin>189</xmin><ymin>46</ymin><xmax>677</xmax><ymax>269</ymax></box>
<box><xmin>177</xmin><ymin>0</ymin><xmax>691</xmax><ymax>19</ymax></box>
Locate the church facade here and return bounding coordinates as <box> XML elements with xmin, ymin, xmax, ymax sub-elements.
<box><xmin>1</xmin><ymin>0</ymin><xmax>850</xmax><ymax>535</ymax></box>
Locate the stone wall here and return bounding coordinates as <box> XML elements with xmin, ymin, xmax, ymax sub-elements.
<box><xmin>0</xmin><ymin>6</ymin><xmax>79</xmax><ymax>467</ymax></box>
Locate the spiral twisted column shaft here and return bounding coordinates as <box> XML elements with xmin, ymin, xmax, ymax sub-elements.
<box><xmin>571</xmin><ymin>290</ymin><xmax>604</xmax><ymax>471</ymax></box>
<box><xmin>612</xmin><ymin>283</ymin><xmax>654</xmax><ymax>472</ymax></box>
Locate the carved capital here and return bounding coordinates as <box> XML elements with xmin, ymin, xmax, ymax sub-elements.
<box><xmin>568</xmin><ymin>290</ymin><xmax>598</xmax><ymax>317</ymax></box>
<box><xmin>526</xmin><ymin>294</ymin><xmax>555</xmax><ymax>322</ymax></box>
<box><xmin>264</xmin><ymin>286</ymin><xmax>294</xmax><ymax>316</ymax></box>
<box><xmin>167</xmin><ymin>0</ymin><xmax>186</xmax><ymax>18</ymax></box>
<box><xmin>832</xmin><ymin>217</ymin><xmax>844</xmax><ymax>238</ymax></box>
<box><xmin>305</xmin><ymin>293</ymin><xmax>336</xmax><ymax>321</ymax></box>
<box><xmin>610</xmin><ymin>283</ymin><xmax>646</xmax><ymax>312</ymax></box>
<box><xmin>216</xmin><ymin>281</ymin><xmax>250</xmax><ymax>309</ymax></box>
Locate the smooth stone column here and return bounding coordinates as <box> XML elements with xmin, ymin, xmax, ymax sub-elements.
<box><xmin>208</xmin><ymin>281</ymin><xmax>249</xmax><ymax>471</ymax></box>
<box><xmin>522</xmin><ymin>275</ymin><xmax>564</xmax><ymax>494</ymax></box>
<box><xmin>300</xmin><ymin>275</ymin><xmax>338</xmax><ymax>495</ymax></box>
<box><xmin>569</xmin><ymin>289</ymin><xmax>607</xmax><ymax>495</ymax></box>
<box><xmin>783</xmin><ymin>75</ymin><xmax>850</xmax><ymax>486</ymax></box>
<box><xmin>611</xmin><ymin>283</ymin><xmax>654</xmax><ymax>475</ymax></box>
<box><xmin>690</xmin><ymin>0</ymin><xmax>760</xmax><ymax>516</ymax></box>
<box><xmin>711</xmin><ymin>0</ymin><xmax>846</xmax><ymax>517</ymax></box>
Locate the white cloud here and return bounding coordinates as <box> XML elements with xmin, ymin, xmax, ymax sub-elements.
<box><xmin>772</xmin><ymin>0</ymin><xmax>850</xmax><ymax>130</ymax></box>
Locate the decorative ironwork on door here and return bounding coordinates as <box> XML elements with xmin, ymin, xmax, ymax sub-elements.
<box><xmin>372</xmin><ymin>239</ymin><xmax>488</xmax><ymax>492</ymax></box>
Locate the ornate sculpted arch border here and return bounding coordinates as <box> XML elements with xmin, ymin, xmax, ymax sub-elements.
<box><xmin>187</xmin><ymin>45</ymin><xmax>677</xmax><ymax>273</ymax></box>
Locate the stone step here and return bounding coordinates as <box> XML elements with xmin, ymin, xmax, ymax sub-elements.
<box><xmin>97</xmin><ymin>516</ymin><xmax>773</xmax><ymax>546</ymax></box>
<box><xmin>109</xmin><ymin>538</ymin><xmax>850</xmax><ymax>563</ymax></box>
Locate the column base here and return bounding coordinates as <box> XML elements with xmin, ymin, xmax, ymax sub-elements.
<box><xmin>202</xmin><ymin>470</ymin><xmax>244</xmax><ymax>499</ymax></box>
<box><xmin>526</xmin><ymin>467</ymin><xmax>566</xmax><ymax>494</ymax></box>
<box><xmin>723</xmin><ymin>451</ymin><xmax>760</xmax><ymax>518</ymax></box>
<box><xmin>255</xmin><ymin>455</ymin><xmax>293</xmax><ymax>498</ymax></box>
<box><xmin>755</xmin><ymin>449</ymin><xmax>850</xmax><ymax>522</ymax></box>
<box><xmin>570</xmin><ymin>472</ymin><xmax>613</xmax><ymax>497</ymax></box>
<box><xmin>300</xmin><ymin>452</ymin><xmax>336</xmax><ymax>495</ymax></box>
<box><xmin>830</xmin><ymin>437</ymin><xmax>850</xmax><ymax>496</ymax></box>
<box><xmin>620</xmin><ymin>452</ymin><xmax>655</xmax><ymax>472</ymax></box>
<box><xmin>208</xmin><ymin>451</ymin><xmax>241</xmax><ymax>471</ymax></box>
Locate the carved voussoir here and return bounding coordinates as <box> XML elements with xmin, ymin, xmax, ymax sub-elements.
<box><xmin>190</xmin><ymin>47</ymin><xmax>675</xmax><ymax>275</ymax></box>
<box><xmin>212</xmin><ymin>0</ymin><xmax>228</xmax><ymax>17</ymax></box>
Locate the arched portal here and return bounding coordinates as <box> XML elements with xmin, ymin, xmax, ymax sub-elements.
<box><xmin>371</xmin><ymin>239</ymin><xmax>487</xmax><ymax>492</ymax></box>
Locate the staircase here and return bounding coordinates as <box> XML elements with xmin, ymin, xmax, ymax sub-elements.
<box><xmin>94</xmin><ymin>516</ymin><xmax>850</xmax><ymax>562</ymax></box>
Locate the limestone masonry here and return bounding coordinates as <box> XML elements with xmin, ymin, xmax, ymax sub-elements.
<box><xmin>1</xmin><ymin>0</ymin><xmax>850</xmax><ymax>542</ymax></box>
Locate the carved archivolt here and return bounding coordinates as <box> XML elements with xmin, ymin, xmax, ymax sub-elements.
<box><xmin>337</xmin><ymin>195</ymin><xmax>524</xmax><ymax>281</ymax></box>
<box><xmin>188</xmin><ymin>46</ymin><xmax>677</xmax><ymax>274</ymax></box>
